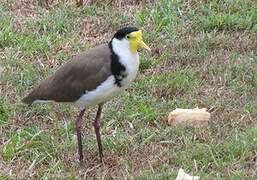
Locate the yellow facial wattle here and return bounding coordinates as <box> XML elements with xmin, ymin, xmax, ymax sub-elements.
<box><xmin>126</xmin><ymin>30</ymin><xmax>151</xmax><ymax>53</ymax></box>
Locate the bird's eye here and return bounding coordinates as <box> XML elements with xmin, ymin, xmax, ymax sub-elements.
<box><xmin>126</xmin><ymin>35</ymin><xmax>130</xmax><ymax>39</ymax></box>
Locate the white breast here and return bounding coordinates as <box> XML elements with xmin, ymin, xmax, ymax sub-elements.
<box><xmin>75</xmin><ymin>75</ymin><xmax>125</xmax><ymax>107</ymax></box>
<box><xmin>119</xmin><ymin>52</ymin><xmax>139</xmax><ymax>87</ymax></box>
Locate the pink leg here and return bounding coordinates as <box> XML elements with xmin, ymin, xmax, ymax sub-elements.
<box><xmin>93</xmin><ymin>104</ymin><xmax>103</xmax><ymax>162</ymax></box>
<box><xmin>75</xmin><ymin>109</ymin><xmax>85</xmax><ymax>167</ymax></box>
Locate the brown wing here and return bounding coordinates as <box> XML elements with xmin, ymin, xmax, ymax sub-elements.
<box><xmin>22</xmin><ymin>44</ymin><xmax>112</xmax><ymax>104</ymax></box>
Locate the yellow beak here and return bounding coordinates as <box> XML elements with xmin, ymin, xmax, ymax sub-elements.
<box><xmin>129</xmin><ymin>30</ymin><xmax>151</xmax><ymax>52</ymax></box>
<box><xmin>138</xmin><ymin>40</ymin><xmax>151</xmax><ymax>51</ymax></box>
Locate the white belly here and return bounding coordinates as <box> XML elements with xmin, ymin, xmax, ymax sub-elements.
<box><xmin>75</xmin><ymin>75</ymin><xmax>126</xmax><ymax>107</ymax></box>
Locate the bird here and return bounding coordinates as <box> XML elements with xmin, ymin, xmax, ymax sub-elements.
<box><xmin>22</xmin><ymin>27</ymin><xmax>151</xmax><ymax>167</ymax></box>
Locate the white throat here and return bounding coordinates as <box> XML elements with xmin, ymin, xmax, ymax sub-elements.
<box><xmin>111</xmin><ymin>38</ymin><xmax>132</xmax><ymax>56</ymax></box>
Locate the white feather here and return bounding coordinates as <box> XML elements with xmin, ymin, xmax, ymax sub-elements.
<box><xmin>33</xmin><ymin>100</ymin><xmax>56</xmax><ymax>104</ymax></box>
<box><xmin>75</xmin><ymin>75</ymin><xmax>123</xmax><ymax>107</ymax></box>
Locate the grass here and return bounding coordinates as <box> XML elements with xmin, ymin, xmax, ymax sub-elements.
<box><xmin>0</xmin><ymin>0</ymin><xmax>257</xmax><ymax>179</ymax></box>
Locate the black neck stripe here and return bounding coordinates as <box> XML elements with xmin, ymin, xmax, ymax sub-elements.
<box><xmin>108</xmin><ymin>41</ymin><xmax>127</xmax><ymax>87</ymax></box>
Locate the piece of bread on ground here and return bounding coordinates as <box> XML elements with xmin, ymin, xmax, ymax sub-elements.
<box><xmin>168</xmin><ymin>107</ymin><xmax>210</xmax><ymax>128</ymax></box>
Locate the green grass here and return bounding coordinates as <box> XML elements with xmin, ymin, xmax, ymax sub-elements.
<box><xmin>0</xmin><ymin>0</ymin><xmax>257</xmax><ymax>179</ymax></box>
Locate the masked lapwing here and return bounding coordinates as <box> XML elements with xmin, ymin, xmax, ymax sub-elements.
<box><xmin>22</xmin><ymin>27</ymin><xmax>151</xmax><ymax>167</ymax></box>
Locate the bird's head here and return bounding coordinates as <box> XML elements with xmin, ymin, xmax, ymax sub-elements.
<box><xmin>111</xmin><ymin>27</ymin><xmax>151</xmax><ymax>53</ymax></box>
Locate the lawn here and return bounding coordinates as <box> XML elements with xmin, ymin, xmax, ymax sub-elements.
<box><xmin>0</xmin><ymin>0</ymin><xmax>256</xmax><ymax>179</ymax></box>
